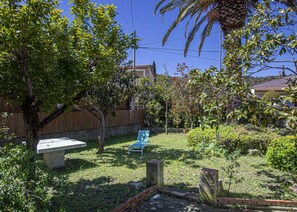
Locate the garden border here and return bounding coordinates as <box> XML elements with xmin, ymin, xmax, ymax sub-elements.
<box><xmin>112</xmin><ymin>161</ymin><xmax>297</xmax><ymax>211</ymax></box>
<box><xmin>111</xmin><ymin>185</ymin><xmax>157</xmax><ymax>212</ymax></box>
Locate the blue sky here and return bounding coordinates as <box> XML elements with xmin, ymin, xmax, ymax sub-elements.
<box><xmin>59</xmin><ymin>1</ymin><xmax>295</xmax><ymax>77</ymax></box>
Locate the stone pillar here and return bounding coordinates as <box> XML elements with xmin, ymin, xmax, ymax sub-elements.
<box><xmin>43</xmin><ymin>150</ymin><xmax>65</xmax><ymax>168</ymax></box>
<box><xmin>146</xmin><ymin>159</ymin><xmax>164</xmax><ymax>188</ymax></box>
<box><xmin>199</xmin><ymin>167</ymin><xmax>219</xmax><ymax>205</ymax></box>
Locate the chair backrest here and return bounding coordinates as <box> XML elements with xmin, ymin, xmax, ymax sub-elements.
<box><xmin>137</xmin><ymin>130</ymin><xmax>150</xmax><ymax>144</ymax></box>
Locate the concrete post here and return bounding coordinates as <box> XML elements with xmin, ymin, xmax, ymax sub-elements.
<box><xmin>199</xmin><ymin>167</ymin><xmax>219</xmax><ymax>205</ymax></box>
<box><xmin>146</xmin><ymin>159</ymin><xmax>164</xmax><ymax>188</ymax></box>
<box><xmin>43</xmin><ymin>150</ymin><xmax>65</xmax><ymax>168</ymax></box>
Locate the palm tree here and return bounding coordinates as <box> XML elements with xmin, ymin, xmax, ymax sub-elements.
<box><xmin>155</xmin><ymin>0</ymin><xmax>296</xmax><ymax>56</ymax></box>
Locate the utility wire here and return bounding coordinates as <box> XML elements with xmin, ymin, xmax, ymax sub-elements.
<box><xmin>141</xmin><ymin>48</ymin><xmax>218</xmax><ymax>61</ymax></box>
<box><xmin>139</xmin><ymin>46</ymin><xmax>220</xmax><ymax>53</ymax></box>
<box><xmin>142</xmin><ymin>38</ymin><xmax>185</xmax><ymax>45</ymax></box>
<box><xmin>141</xmin><ymin>31</ymin><xmax>220</xmax><ymax>46</ymax></box>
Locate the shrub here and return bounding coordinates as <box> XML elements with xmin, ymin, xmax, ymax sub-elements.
<box><xmin>0</xmin><ymin>112</ymin><xmax>15</xmax><ymax>142</ymax></box>
<box><xmin>0</xmin><ymin>144</ymin><xmax>65</xmax><ymax>211</ymax></box>
<box><xmin>262</xmin><ymin>90</ymin><xmax>280</xmax><ymax>103</ymax></box>
<box><xmin>187</xmin><ymin>125</ymin><xmax>279</xmax><ymax>155</ymax></box>
<box><xmin>266</xmin><ymin>136</ymin><xmax>297</xmax><ymax>173</ymax></box>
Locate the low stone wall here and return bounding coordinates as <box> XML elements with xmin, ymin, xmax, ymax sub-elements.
<box><xmin>150</xmin><ymin>127</ymin><xmax>184</xmax><ymax>134</ymax></box>
<box><xmin>39</xmin><ymin>123</ymin><xmax>144</xmax><ymax>141</ymax></box>
<box><xmin>2</xmin><ymin>123</ymin><xmax>144</xmax><ymax>146</ymax></box>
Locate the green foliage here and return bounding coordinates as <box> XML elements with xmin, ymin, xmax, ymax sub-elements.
<box><xmin>171</xmin><ymin>76</ymin><xmax>196</xmax><ymax>128</ymax></box>
<box><xmin>0</xmin><ymin>0</ymin><xmax>82</xmax><ymax>110</ymax></box>
<box><xmin>262</xmin><ymin>90</ymin><xmax>281</xmax><ymax>103</ymax></box>
<box><xmin>81</xmin><ymin>67</ymin><xmax>136</xmax><ymax>115</ymax></box>
<box><xmin>188</xmin><ymin>66</ymin><xmax>283</xmax><ymax>128</ymax></box>
<box><xmin>188</xmin><ymin>67</ymin><xmax>267</xmax><ymax>129</ymax></box>
<box><xmin>0</xmin><ymin>113</ymin><xmax>15</xmax><ymax>141</ymax></box>
<box><xmin>282</xmin><ymin>78</ymin><xmax>297</xmax><ymax>135</ymax></box>
<box><xmin>0</xmin><ymin>0</ymin><xmax>134</xmax><ymax>149</ymax></box>
<box><xmin>145</xmin><ymin>99</ymin><xmax>164</xmax><ymax>127</ymax></box>
<box><xmin>222</xmin><ymin>150</ymin><xmax>243</xmax><ymax>196</ymax></box>
<box><xmin>187</xmin><ymin>125</ymin><xmax>279</xmax><ymax>155</ymax></box>
<box><xmin>170</xmin><ymin>64</ymin><xmax>201</xmax><ymax>129</ymax></box>
<box><xmin>80</xmin><ymin>67</ymin><xmax>136</xmax><ymax>153</ymax></box>
<box><xmin>137</xmin><ymin>74</ymin><xmax>174</xmax><ymax>127</ymax></box>
<box><xmin>0</xmin><ymin>144</ymin><xmax>65</xmax><ymax>211</ymax></box>
<box><xmin>224</xmin><ymin>1</ymin><xmax>296</xmax><ymax>75</ymax></box>
<box><xmin>266</xmin><ymin>136</ymin><xmax>297</xmax><ymax>174</ymax></box>
<box><xmin>155</xmin><ymin>73</ymin><xmax>173</xmax><ymax>132</ymax></box>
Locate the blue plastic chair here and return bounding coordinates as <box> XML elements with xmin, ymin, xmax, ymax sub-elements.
<box><xmin>128</xmin><ymin>130</ymin><xmax>150</xmax><ymax>155</ymax></box>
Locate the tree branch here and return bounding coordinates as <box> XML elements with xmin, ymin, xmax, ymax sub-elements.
<box><xmin>39</xmin><ymin>90</ymin><xmax>87</xmax><ymax>129</ymax></box>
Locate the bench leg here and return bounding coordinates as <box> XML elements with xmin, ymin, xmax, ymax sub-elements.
<box><xmin>43</xmin><ymin>150</ymin><xmax>65</xmax><ymax>168</ymax></box>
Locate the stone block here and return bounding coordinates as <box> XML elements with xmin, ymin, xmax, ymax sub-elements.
<box><xmin>43</xmin><ymin>150</ymin><xmax>65</xmax><ymax>168</ymax></box>
<box><xmin>146</xmin><ymin>159</ymin><xmax>164</xmax><ymax>188</ymax></box>
<box><xmin>199</xmin><ymin>167</ymin><xmax>219</xmax><ymax>205</ymax></box>
<box><xmin>248</xmin><ymin>149</ymin><xmax>260</xmax><ymax>155</ymax></box>
<box><xmin>128</xmin><ymin>181</ymin><xmax>145</xmax><ymax>192</ymax></box>
<box><xmin>218</xmin><ymin>179</ymin><xmax>225</xmax><ymax>196</ymax></box>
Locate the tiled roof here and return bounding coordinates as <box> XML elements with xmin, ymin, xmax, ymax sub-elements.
<box><xmin>252</xmin><ymin>75</ymin><xmax>296</xmax><ymax>91</ymax></box>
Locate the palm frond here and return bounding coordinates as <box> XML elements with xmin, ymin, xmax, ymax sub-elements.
<box><xmin>159</xmin><ymin>0</ymin><xmax>185</xmax><ymax>14</ymax></box>
<box><xmin>198</xmin><ymin>20</ymin><xmax>214</xmax><ymax>55</ymax></box>
<box><xmin>184</xmin><ymin>15</ymin><xmax>208</xmax><ymax>56</ymax></box>
<box><xmin>162</xmin><ymin>2</ymin><xmax>196</xmax><ymax>45</ymax></box>
<box><xmin>154</xmin><ymin>0</ymin><xmax>167</xmax><ymax>15</ymax></box>
<box><xmin>185</xmin><ymin>6</ymin><xmax>203</xmax><ymax>37</ymax></box>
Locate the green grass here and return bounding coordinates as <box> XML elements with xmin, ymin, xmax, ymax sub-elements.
<box><xmin>51</xmin><ymin>133</ymin><xmax>297</xmax><ymax>211</ymax></box>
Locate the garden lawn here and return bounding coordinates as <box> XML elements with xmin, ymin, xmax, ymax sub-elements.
<box><xmin>51</xmin><ymin>133</ymin><xmax>297</xmax><ymax>211</ymax></box>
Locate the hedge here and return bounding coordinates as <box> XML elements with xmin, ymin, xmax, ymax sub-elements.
<box><xmin>266</xmin><ymin>136</ymin><xmax>297</xmax><ymax>173</ymax></box>
<box><xmin>187</xmin><ymin>125</ymin><xmax>279</xmax><ymax>154</ymax></box>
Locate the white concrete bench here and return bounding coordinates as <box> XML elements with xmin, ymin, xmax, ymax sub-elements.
<box><xmin>37</xmin><ymin>137</ymin><xmax>87</xmax><ymax>168</ymax></box>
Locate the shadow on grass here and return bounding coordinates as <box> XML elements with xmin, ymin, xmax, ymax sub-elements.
<box><xmin>226</xmin><ymin>191</ymin><xmax>261</xmax><ymax>199</ymax></box>
<box><xmin>250</xmin><ymin>163</ymin><xmax>269</xmax><ymax>169</ymax></box>
<box><xmin>56</xmin><ymin>176</ymin><xmax>146</xmax><ymax>212</ymax></box>
<box><xmin>66</xmin><ymin>134</ymin><xmax>136</xmax><ymax>154</ymax></box>
<box><xmin>62</xmin><ymin>158</ymin><xmax>98</xmax><ymax>173</ymax></box>
<box><xmin>255</xmin><ymin>169</ymin><xmax>296</xmax><ymax>199</ymax></box>
<box><xmin>96</xmin><ymin>145</ymin><xmax>201</xmax><ymax>170</ymax></box>
<box><xmin>249</xmin><ymin>163</ymin><xmax>297</xmax><ymax>200</ymax></box>
<box><xmin>165</xmin><ymin>182</ymin><xmax>199</xmax><ymax>194</ymax></box>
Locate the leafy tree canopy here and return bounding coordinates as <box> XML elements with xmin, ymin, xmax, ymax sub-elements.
<box><xmin>0</xmin><ymin>0</ymin><xmax>135</xmax><ymax>150</ymax></box>
<box><xmin>224</xmin><ymin>0</ymin><xmax>296</xmax><ymax>75</ymax></box>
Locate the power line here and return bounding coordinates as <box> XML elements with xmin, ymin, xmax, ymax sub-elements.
<box><xmin>140</xmin><ymin>48</ymin><xmax>218</xmax><ymax>61</ymax></box>
<box><xmin>141</xmin><ymin>31</ymin><xmax>220</xmax><ymax>46</ymax></box>
<box><xmin>141</xmin><ymin>37</ymin><xmax>185</xmax><ymax>45</ymax></box>
<box><xmin>139</xmin><ymin>46</ymin><xmax>220</xmax><ymax>53</ymax></box>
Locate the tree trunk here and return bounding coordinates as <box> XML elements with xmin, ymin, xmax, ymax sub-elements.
<box><xmin>165</xmin><ymin>99</ymin><xmax>168</xmax><ymax>135</ymax></box>
<box><xmin>21</xmin><ymin>96</ymin><xmax>40</xmax><ymax>151</ymax></box>
<box><xmin>97</xmin><ymin>111</ymin><xmax>106</xmax><ymax>154</ymax></box>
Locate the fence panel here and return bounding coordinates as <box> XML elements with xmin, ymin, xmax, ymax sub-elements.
<box><xmin>4</xmin><ymin>110</ymin><xmax>144</xmax><ymax>137</ymax></box>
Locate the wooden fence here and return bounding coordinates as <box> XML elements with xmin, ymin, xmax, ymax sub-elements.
<box><xmin>4</xmin><ymin>110</ymin><xmax>144</xmax><ymax>137</ymax></box>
